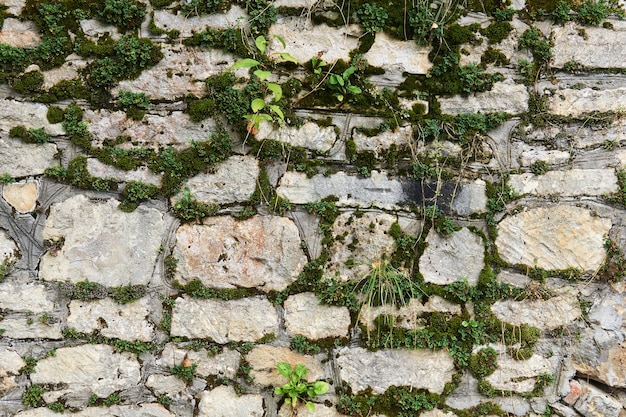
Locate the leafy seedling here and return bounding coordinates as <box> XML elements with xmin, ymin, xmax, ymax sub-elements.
<box><xmin>327</xmin><ymin>66</ymin><xmax>362</xmax><ymax>102</ymax></box>
<box><xmin>274</xmin><ymin>362</ymin><xmax>329</xmax><ymax>413</ymax></box>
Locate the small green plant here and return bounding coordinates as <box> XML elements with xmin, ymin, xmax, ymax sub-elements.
<box><xmin>469</xmin><ymin>346</ymin><xmax>498</xmax><ymax>378</ymax></box>
<box><xmin>519</xmin><ymin>27</ymin><xmax>552</xmax><ymax>64</ymax></box>
<box><xmin>103</xmin><ymin>392</ymin><xmax>121</xmax><ymax>406</ymax></box>
<box><xmin>171</xmin><ymin>187</ymin><xmax>218</xmax><ymax>222</ymax></box>
<box><xmin>98</xmin><ymin>0</ymin><xmax>146</xmax><ymax>30</ymax></box>
<box><xmin>171</xmin><ymin>360</ymin><xmax>197</xmax><ymax>384</ymax></box>
<box><xmin>356</xmin><ymin>3</ymin><xmax>388</xmax><ymax>33</ymax></box>
<box><xmin>0</xmin><ymin>174</ymin><xmax>14</xmax><ymax>185</ymax></box>
<box><xmin>552</xmin><ymin>0</ymin><xmax>572</xmax><ymax>23</ymax></box>
<box><xmin>327</xmin><ymin>66</ymin><xmax>362</xmax><ymax>102</ymax></box>
<box><xmin>47</xmin><ymin>401</ymin><xmax>65</xmax><ymax>413</ymax></box>
<box><xmin>12</xmin><ymin>70</ymin><xmax>44</xmax><ymax>94</ymax></box>
<box><xmin>576</xmin><ymin>0</ymin><xmax>610</xmax><ymax>25</ymax></box>
<box><xmin>118</xmin><ymin>90</ymin><xmax>151</xmax><ymax>120</ymax></box>
<box><xmin>530</xmin><ymin>160</ymin><xmax>550</xmax><ymax>175</ymax></box>
<box><xmin>20</xmin><ymin>356</ymin><xmax>38</xmax><ymax>375</ymax></box>
<box><xmin>274</xmin><ymin>363</ymin><xmax>329</xmax><ymax>413</ymax></box>
<box><xmin>110</xmin><ymin>284</ymin><xmax>146</xmax><ymax>304</ymax></box>
<box><xmin>22</xmin><ymin>384</ymin><xmax>45</xmax><ymax>407</ymax></box>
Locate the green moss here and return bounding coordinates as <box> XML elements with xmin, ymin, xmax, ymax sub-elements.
<box><xmin>38</xmin><ymin>78</ymin><xmax>90</xmax><ymax>103</ymax></box>
<box><xmin>187</xmin><ymin>98</ymin><xmax>216</xmax><ymax>122</ymax></box>
<box><xmin>97</xmin><ymin>0</ymin><xmax>146</xmax><ymax>31</ymax></box>
<box><xmin>12</xmin><ymin>70</ymin><xmax>44</xmax><ymax>94</ymax></box>
<box><xmin>110</xmin><ymin>284</ymin><xmax>147</xmax><ymax>304</ymax></box>
<box><xmin>47</xmin><ymin>106</ymin><xmax>65</xmax><ymax>124</ymax></box>
<box><xmin>481</xmin><ymin>47</ymin><xmax>509</xmax><ymax>67</ymax></box>
<box><xmin>480</xmin><ymin>21</ymin><xmax>513</xmax><ymax>44</ymax></box>
<box><xmin>469</xmin><ymin>347</ymin><xmax>498</xmax><ymax>378</ymax></box>
<box><xmin>183</xmin><ymin>27</ymin><xmax>246</xmax><ymax>56</ymax></box>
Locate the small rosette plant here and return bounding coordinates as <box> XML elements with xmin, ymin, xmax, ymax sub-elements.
<box><xmin>274</xmin><ymin>362</ymin><xmax>329</xmax><ymax>413</ymax></box>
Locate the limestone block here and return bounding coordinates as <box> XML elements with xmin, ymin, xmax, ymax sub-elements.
<box><xmin>79</xmin><ymin>19</ymin><xmax>121</xmax><ymax>40</ymax></box>
<box><xmin>114</xmin><ymin>44</ymin><xmax>244</xmax><ymax>101</ymax></box>
<box><xmin>173</xmin><ymin>215</ymin><xmax>306</xmax><ymax>292</ymax></box>
<box><xmin>68</xmin><ymin>298</ymin><xmax>155</xmax><ymax>341</ymax></box>
<box><xmin>495</xmin><ymin>205</ymin><xmax>611</xmax><ymax>272</ymax></box>
<box><xmin>540</xmin><ymin>76</ymin><xmax>626</xmax><ymax>117</ymax></box>
<box><xmin>491</xmin><ymin>294</ymin><xmax>582</xmax><ymax>331</ymax></box>
<box><xmin>0</xmin><ymin>136</ymin><xmax>58</xmax><ymax>178</ymax></box>
<box><xmin>198</xmin><ymin>386</ymin><xmax>264</xmax><ymax>417</ymax></box>
<box><xmin>174</xmin><ymin>156</ymin><xmax>259</xmax><ymax>205</ymax></box>
<box><xmin>0</xmin><ymin>100</ymin><xmax>64</xmax><ymax>136</ymax></box>
<box><xmin>156</xmin><ymin>343</ymin><xmax>240</xmax><ymax>379</ymax></box>
<box><xmin>0</xmin><ymin>347</ymin><xmax>25</xmax><ymax>377</ymax></box>
<box><xmin>450</xmin><ymin>179</ymin><xmax>487</xmax><ymax>216</ymax></box>
<box><xmin>42</xmin><ymin>55</ymin><xmax>88</xmax><ymax>90</ymax></box>
<box><xmin>2</xmin><ymin>180</ymin><xmax>38</xmax><ymax>213</ymax></box>
<box><xmin>337</xmin><ymin>347</ymin><xmax>455</xmax><ymax>394</ymax></box>
<box><xmin>152</xmin><ymin>6</ymin><xmax>248</xmax><ymax>37</ymax></box>
<box><xmin>353</xmin><ymin>126</ymin><xmax>413</xmax><ymax>156</ymax></box>
<box><xmin>40</xmin><ymin>195</ymin><xmax>165</xmax><ymax>286</ymax></box>
<box><xmin>268</xmin><ymin>18</ymin><xmax>360</xmax><ymax>64</ymax></box>
<box><xmin>364</xmin><ymin>33</ymin><xmax>432</xmax><ymax>75</ymax></box>
<box><xmin>485</xmin><ymin>353</ymin><xmax>552</xmax><ymax>393</ymax></box>
<box><xmin>574</xmin><ymin>381</ymin><xmax>622</xmax><ymax>417</ymax></box>
<box><xmin>552</xmin><ymin>22</ymin><xmax>626</xmax><ymax>69</ymax></box>
<box><xmin>509</xmin><ymin>169</ymin><xmax>617</xmax><ymax>196</ymax></box>
<box><xmin>31</xmin><ymin>344</ymin><xmax>141</xmax><ymax>398</ymax></box>
<box><xmin>170</xmin><ymin>296</ymin><xmax>279</xmax><ymax>343</ymax></box>
<box><xmin>419</xmin><ymin>227</ymin><xmax>485</xmax><ymax>286</ymax></box>
<box><xmin>146</xmin><ymin>374</ymin><xmax>187</xmax><ymax>396</ymax></box>
<box><xmin>0</xmin><ymin>315</ymin><xmax>63</xmax><ymax>339</ymax></box>
<box><xmin>0</xmin><ymin>282</ymin><xmax>53</xmax><ymax>312</ymax></box>
<box><xmin>326</xmin><ymin>211</ymin><xmax>397</xmax><ymax>282</ymax></box>
<box><xmin>439</xmin><ymin>82</ymin><xmax>529</xmax><ymax>115</ymax></box>
<box><xmin>87</xmin><ymin>159</ymin><xmax>161</xmax><ymax>186</ymax></box>
<box><xmin>284</xmin><ymin>292</ymin><xmax>351</xmax><ymax>339</ymax></box>
<box><xmin>3</xmin><ymin>0</ymin><xmax>26</xmax><ymax>15</ymax></box>
<box><xmin>359</xmin><ymin>296</ymin><xmax>462</xmax><ymax>330</ymax></box>
<box><xmin>85</xmin><ymin>109</ymin><xmax>217</xmax><ymax>148</ymax></box>
<box><xmin>255</xmin><ymin>121</ymin><xmax>338</xmax><ymax>153</ymax></box>
<box><xmin>0</xmin><ymin>230</ymin><xmax>19</xmax><ymax>265</ymax></box>
<box><xmin>246</xmin><ymin>345</ymin><xmax>326</xmax><ymax>386</ymax></box>
<box><xmin>518</xmin><ymin>147</ymin><xmax>571</xmax><ymax>167</ymax></box>
<box><xmin>15</xmin><ymin>404</ymin><xmax>174</xmax><ymax>417</ymax></box>
<box><xmin>0</xmin><ymin>18</ymin><xmax>41</xmax><ymax>48</ymax></box>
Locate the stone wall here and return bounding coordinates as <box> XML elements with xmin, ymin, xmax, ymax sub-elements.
<box><xmin>1</xmin><ymin>0</ymin><xmax>626</xmax><ymax>416</ymax></box>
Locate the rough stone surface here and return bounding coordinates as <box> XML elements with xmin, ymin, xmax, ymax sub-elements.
<box><xmin>326</xmin><ymin>211</ymin><xmax>397</xmax><ymax>282</ymax></box>
<box><xmin>284</xmin><ymin>292</ymin><xmax>351</xmax><ymax>339</ymax></box>
<box><xmin>269</xmin><ymin>18</ymin><xmax>360</xmax><ymax>64</ymax></box>
<box><xmin>170</xmin><ymin>296</ymin><xmax>279</xmax><ymax>343</ymax></box>
<box><xmin>574</xmin><ymin>381</ymin><xmax>622</xmax><ymax>417</ymax></box>
<box><xmin>495</xmin><ymin>205</ymin><xmax>611</xmax><ymax>272</ymax></box>
<box><xmin>353</xmin><ymin>126</ymin><xmax>413</xmax><ymax>156</ymax></box>
<box><xmin>246</xmin><ymin>345</ymin><xmax>326</xmax><ymax>386</ymax></box>
<box><xmin>198</xmin><ymin>385</ymin><xmax>264</xmax><ymax>417</ymax></box>
<box><xmin>0</xmin><ymin>18</ymin><xmax>41</xmax><ymax>48</ymax></box>
<box><xmin>0</xmin><ymin>230</ymin><xmax>19</xmax><ymax>265</ymax></box>
<box><xmin>175</xmin><ymin>156</ymin><xmax>259</xmax><ymax>205</ymax></box>
<box><xmin>85</xmin><ymin>109</ymin><xmax>217</xmax><ymax>148</ymax></box>
<box><xmin>15</xmin><ymin>404</ymin><xmax>174</xmax><ymax>417</ymax></box>
<box><xmin>152</xmin><ymin>6</ymin><xmax>248</xmax><ymax>37</ymax></box>
<box><xmin>40</xmin><ymin>195</ymin><xmax>165</xmax><ymax>286</ymax></box>
<box><xmin>336</xmin><ymin>347</ymin><xmax>455</xmax><ymax>394</ymax></box>
<box><xmin>79</xmin><ymin>19</ymin><xmax>120</xmax><ymax>40</ymax></box>
<box><xmin>359</xmin><ymin>296</ymin><xmax>462</xmax><ymax>330</ymax></box>
<box><xmin>2</xmin><ymin>180</ymin><xmax>38</xmax><ymax>213</ymax></box>
<box><xmin>0</xmin><ymin>315</ymin><xmax>63</xmax><ymax>339</ymax></box>
<box><xmin>541</xmin><ymin>76</ymin><xmax>626</xmax><ymax>117</ymax></box>
<box><xmin>173</xmin><ymin>215</ymin><xmax>306</xmax><ymax>291</ymax></box>
<box><xmin>509</xmin><ymin>169</ymin><xmax>617</xmax><ymax>196</ymax></box>
<box><xmin>0</xmin><ymin>136</ymin><xmax>58</xmax><ymax>178</ymax></box>
<box><xmin>67</xmin><ymin>297</ymin><xmax>155</xmax><ymax>341</ymax></box>
<box><xmin>42</xmin><ymin>54</ymin><xmax>88</xmax><ymax>90</ymax></box>
<box><xmin>156</xmin><ymin>343</ymin><xmax>240</xmax><ymax>379</ymax></box>
<box><xmin>3</xmin><ymin>0</ymin><xmax>26</xmax><ymax>15</ymax></box>
<box><xmin>0</xmin><ymin>281</ymin><xmax>52</xmax><ymax>312</ymax></box>
<box><xmin>450</xmin><ymin>179</ymin><xmax>487</xmax><ymax>216</ymax></box>
<box><xmin>255</xmin><ymin>121</ymin><xmax>338</xmax><ymax>152</ymax></box>
<box><xmin>364</xmin><ymin>33</ymin><xmax>432</xmax><ymax>75</ymax></box>
<box><xmin>87</xmin><ymin>158</ymin><xmax>161</xmax><ymax>186</ymax></box>
<box><xmin>419</xmin><ymin>227</ymin><xmax>485</xmax><ymax>286</ymax></box>
<box><xmin>439</xmin><ymin>82</ymin><xmax>529</xmax><ymax>115</ymax></box>
<box><xmin>552</xmin><ymin>22</ymin><xmax>626</xmax><ymax>69</ymax></box>
<box><xmin>491</xmin><ymin>293</ymin><xmax>582</xmax><ymax>331</ymax></box>
<box><xmin>31</xmin><ymin>344</ymin><xmax>141</xmax><ymax>398</ymax></box>
<box><xmin>114</xmin><ymin>44</ymin><xmax>244</xmax><ymax>101</ymax></box>
<box><xmin>0</xmin><ymin>347</ymin><xmax>25</xmax><ymax>377</ymax></box>
<box><xmin>0</xmin><ymin>100</ymin><xmax>64</xmax><ymax>136</ymax></box>
<box><xmin>485</xmin><ymin>353</ymin><xmax>552</xmax><ymax>393</ymax></box>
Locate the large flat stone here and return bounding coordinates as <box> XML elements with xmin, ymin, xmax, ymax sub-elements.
<box><xmin>173</xmin><ymin>215</ymin><xmax>306</xmax><ymax>292</ymax></box>
<box><xmin>68</xmin><ymin>297</ymin><xmax>155</xmax><ymax>341</ymax></box>
<box><xmin>552</xmin><ymin>22</ymin><xmax>626</xmax><ymax>69</ymax></box>
<box><xmin>509</xmin><ymin>170</ymin><xmax>617</xmax><ymax>196</ymax></box>
<box><xmin>152</xmin><ymin>6</ymin><xmax>247</xmax><ymax>37</ymax></box>
<box><xmin>87</xmin><ymin>158</ymin><xmax>161</xmax><ymax>186</ymax></box>
<box><xmin>485</xmin><ymin>353</ymin><xmax>553</xmax><ymax>393</ymax></box>
<box><xmin>0</xmin><ymin>18</ymin><xmax>40</xmax><ymax>48</ymax></box>
<box><xmin>364</xmin><ymin>33</ymin><xmax>432</xmax><ymax>75</ymax></box>
<box><xmin>114</xmin><ymin>44</ymin><xmax>242</xmax><ymax>101</ymax></box>
<box><xmin>284</xmin><ymin>292</ymin><xmax>351</xmax><ymax>339</ymax></box>
<box><xmin>0</xmin><ymin>230</ymin><xmax>19</xmax><ymax>265</ymax></box>
<box><xmin>255</xmin><ymin>121</ymin><xmax>338</xmax><ymax>153</ymax></box>
<box><xmin>246</xmin><ymin>345</ymin><xmax>325</xmax><ymax>386</ymax></box>
<box><xmin>170</xmin><ymin>296</ymin><xmax>279</xmax><ymax>343</ymax></box>
<box><xmin>0</xmin><ymin>347</ymin><xmax>25</xmax><ymax>377</ymax></box>
<box><xmin>198</xmin><ymin>385</ymin><xmax>264</xmax><ymax>417</ymax></box>
<box><xmin>0</xmin><ymin>315</ymin><xmax>62</xmax><ymax>339</ymax></box>
<box><xmin>495</xmin><ymin>205</ymin><xmax>611</xmax><ymax>272</ymax></box>
<box><xmin>176</xmin><ymin>156</ymin><xmax>259</xmax><ymax>205</ymax></box>
<box><xmin>438</xmin><ymin>82</ymin><xmax>529</xmax><ymax>115</ymax></box>
<box><xmin>85</xmin><ymin>109</ymin><xmax>217</xmax><ymax>148</ymax></box>
<box><xmin>0</xmin><ymin>281</ymin><xmax>52</xmax><ymax>312</ymax></box>
<box><xmin>31</xmin><ymin>344</ymin><xmax>141</xmax><ymax>398</ymax></box>
<box><xmin>574</xmin><ymin>381</ymin><xmax>622</xmax><ymax>417</ymax></box>
<box><xmin>156</xmin><ymin>343</ymin><xmax>240</xmax><ymax>379</ymax></box>
<box><xmin>268</xmin><ymin>18</ymin><xmax>360</xmax><ymax>64</ymax></box>
<box><xmin>336</xmin><ymin>347</ymin><xmax>455</xmax><ymax>394</ymax></box>
<box><xmin>15</xmin><ymin>404</ymin><xmax>174</xmax><ymax>417</ymax></box>
<box><xmin>353</xmin><ymin>126</ymin><xmax>413</xmax><ymax>156</ymax></box>
<box><xmin>40</xmin><ymin>195</ymin><xmax>165</xmax><ymax>286</ymax></box>
<box><xmin>0</xmin><ymin>136</ymin><xmax>58</xmax><ymax>178</ymax></box>
<box><xmin>419</xmin><ymin>227</ymin><xmax>485</xmax><ymax>286</ymax></box>
<box><xmin>2</xmin><ymin>180</ymin><xmax>38</xmax><ymax>213</ymax></box>
<box><xmin>0</xmin><ymin>100</ymin><xmax>64</xmax><ymax>136</ymax></box>
<box><xmin>491</xmin><ymin>294</ymin><xmax>582</xmax><ymax>331</ymax></box>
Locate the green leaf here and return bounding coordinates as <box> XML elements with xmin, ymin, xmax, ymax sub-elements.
<box><xmin>313</xmin><ymin>381</ymin><xmax>329</xmax><ymax>395</ymax></box>
<box><xmin>267</xmin><ymin>83</ymin><xmax>282</xmax><ymax>102</ymax></box>
<box><xmin>274</xmin><ymin>387</ymin><xmax>283</xmax><ymax>395</ymax></box>
<box><xmin>347</xmin><ymin>85</ymin><xmax>362</xmax><ymax>94</ymax></box>
<box><xmin>342</xmin><ymin>66</ymin><xmax>356</xmax><ymax>79</ymax></box>
<box><xmin>251</xmin><ymin>98</ymin><xmax>266</xmax><ymax>113</ymax></box>
<box><xmin>253</xmin><ymin>69</ymin><xmax>271</xmax><ymax>81</ymax></box>
<box><xmin>273</xmin><ymin>34</ymin><xmax>286</xmax><ymax>49</ymax></box>
<box><xmin>334</xmin><ymin>93</ymin><xmax>344</xmax><ymax>101</ymax></box>
<box><xmin>295</xmin><ymin>364</ymin><xmax>307</xmax><ymax>379</ymax></box>
<box><xmin>278</xmin><ymin>52</ymin><xmax>298</xmax><ymax>64</ymax></box>
<box><xmin>255</xmin><ymin>36</ymin><xmax>268</xmax><ymax>54</ymax></box>
<box><xmin>306</xmin><ymin>401</ymin><xmax>315</xmax><ymax>412</ymax></box>
<box><xmin>231</xmin><ymin>58</ymin><xmax>260</xmax><ymax>69</ymax></box>
<box><xmin>269</xmin><ymin>105</ymin><xmax>284</xmax><ymax>121</ymax></box>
